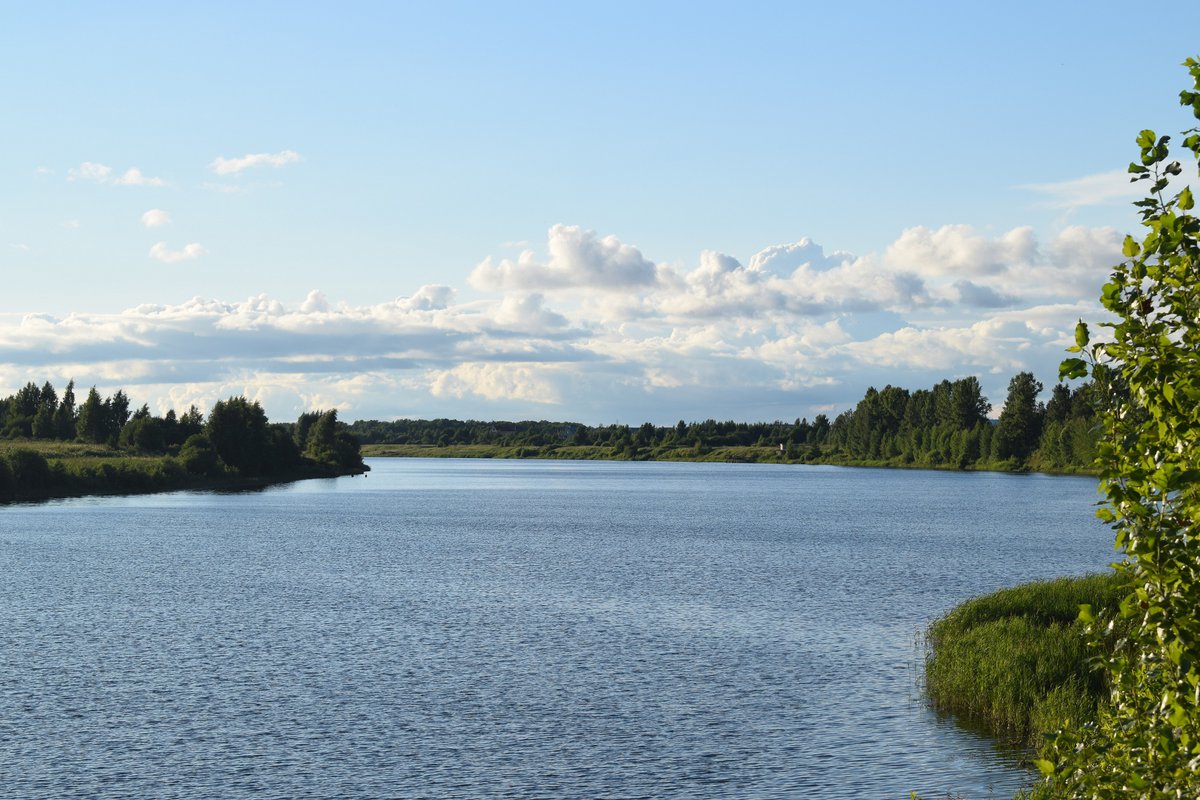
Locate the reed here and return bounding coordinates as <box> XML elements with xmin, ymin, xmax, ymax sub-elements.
<box><xmin>924</xmin><ymin>572</ymin><xmax>1126</xmax><ymax>746</ymax></box>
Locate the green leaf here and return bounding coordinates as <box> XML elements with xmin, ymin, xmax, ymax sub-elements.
<box><xmin>1123</xmin><ymin>235</ymin><xmax>1141</xmax><ymax>257</ymax></box>
<box><xmin>1059</xmin><ymin>358</ymin><xmax>1088</xmax><ymax>380</ymax></box>
<box><xmin>1179</xmin><ymin>186</ymin><xmax>1194</xmax><ymax>210</ymax></box>
<box><xmin>1033</xmin><ymin>758</ymin><xmax>1056</xmax><ymax>776</ymax></box>
<box><xmin>1078</xmin><ymin>604</ymin><xmax>1095</xmax><ymax>624</ymax></box>
<box><xmin>1075</xmin><ymin>320</ymin><xmax>1089</xmax><ymax>348</ymax></box>
<box><xmin>1137</xmin><ymin>129</ymin><xmax>1157</xmax><ymax>149</ymax></box>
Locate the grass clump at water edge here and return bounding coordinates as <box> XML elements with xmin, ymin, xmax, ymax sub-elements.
<box><xmin>923</xmin><ymin>571</ymin><xmax>1126</xmax><ymax>748</ymax></box>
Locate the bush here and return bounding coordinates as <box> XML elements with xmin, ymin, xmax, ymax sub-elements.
<box><xmin>6</xmin><ymin>448</ymin><xmax>53</xmax><ymax>494</ymax></box>
<box><xmin>179</xmin><ymin>434</ymin><xmax>221</xmax><ymax>476</ymax></box>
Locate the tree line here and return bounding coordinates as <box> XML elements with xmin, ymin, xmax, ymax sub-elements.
<box><xmin>347</xmin><ymin>370</ymin><xmax>1098</xmax><ymax>471</ymax></box>
<box><xmin>0</xmin><ymin>379</ymin><xmax>365</xmax><ymax>479</ymax></box>
<box><xmin>825</xmin><ymin>372</ymin><xmax>1097</xmax><ymax>470</ymax></box>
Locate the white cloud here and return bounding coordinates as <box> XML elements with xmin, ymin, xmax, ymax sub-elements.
<box><xmin>209</xmin><ymin>149</ymin><xmax>301</xmax><ymax>176</ymax></box>
<box><xmin>395</xmin><ymin>285</ymin><xmax>455</xmax><ymax>311</ymax></box>
<box><xmin>0</xmin><ymin>220</ymin><xmax>1123</xmax><ymax>424</ymax></box>
<box><xmin>470</xmin><ymin>224</ymin><xmax>658</xmax><ymax>292</ymax></box>
<box><xmin>1020</xmin><ymin>169</ymin><xmax>1145</xmax><ymax>210</ymax></box>
<box><xmin>68</xmin><ymin>161</ymin><xmax>165</xmax><ymax>187</ymax></box>
<box><xmin>300</xmin><ymin>290</ymin><xmax>330</xmax><ymax>314</ymax></box>
<box><xmin>430</xmin><ymin>362</ymin><xmax>563</xmax><ymax>404</ymax></box>
<box><xmin>61</xmin><ymin>219</ymin><xmax>80</xmax><ymax>229</ymax></box>
<box><xmin>491</xmin><ymin>293</ymin><xmax>568</xmax><ymax>332</ymax></box>
<box><xmin>68</xmin><ymin>162</ymin><xmax>112</xmax><ymax>182</ymax></box>
<box><xmin>113</xmin><ymin>168</ymin><xmax>166</xmax><ymax>187</ymax></box>
<box><xmin>885</xmin><ymin>225</ymin><xmax>1037</xmax><ymax>279</ymax></box>
<box><xmin>149</xmin><ymin>242</ymin><xmax>206</xmax><ymax>263</ymax></box>
<box><xmin>141</xmin><ymin>209</ymin><xmax>171</xmax><ymax>228</ymax></box>
<box><xmin>8</xmin><ymin>243</ymin><xmax>30</xmax><ymax>252</ymax></box>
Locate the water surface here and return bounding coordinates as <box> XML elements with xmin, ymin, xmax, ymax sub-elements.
<box><xmin>0</xmin><ymin>459</ymin><xmax>1113</xmax><ymax>798</ymax></box>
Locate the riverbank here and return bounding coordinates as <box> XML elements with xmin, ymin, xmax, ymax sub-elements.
<box><xmin>923</xmin><ymin>572</ymin><xmax>1125</xmax><ymax>748</ymax></box>
<box><xmin>360</xmin><ymin>442</ymin><xmax>1098</xmax><ymax>476</ymax></box>
<box><xmin>0</xmin><ymin>439</ymin><xmax>367</xmax><ymax>504</ymax></box>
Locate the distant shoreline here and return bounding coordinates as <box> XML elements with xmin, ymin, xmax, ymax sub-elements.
<box><xmin>0</xmin><ymin>440</ymin><xmax>367</xmax><ymax>506</ymax></box>
<box><xmin>361</xmin><ymin>443</ymin><xmax>1098</xmax><ymax>477</ymax></box>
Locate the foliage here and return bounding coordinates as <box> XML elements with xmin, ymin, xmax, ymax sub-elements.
<box><xmin>1037</xmin><ymin>58</ymin><xmax>1200</xmax><ymax>798</ymax></box>
<box><xmin>179</xmin><ymin>433</ymin><xmax>221</xmax><ymax>476</ymax></box>
<box><xmin>994</xmin><ymin>372</ymin><xmax>1044</xmax><ymax>462</ymax></box>
<box><xmin>0</xmin><ymin>380</ymin><xmax>365</xmax><ymax>501</ymax></box>
<box><xmin>924</xmin><ymin>573</ymin><xmax>1125</xmax><ymax>745</ymax></box>
<box><xmin>6</xmin><ymin>448</ymin><xmax>53</xmax><ymax>492</ymax></box>
<box><xmin>349</xmin><ymin>372</ymin><xmax>1096</xmax><ymax>472</ymax></box>
<box><xmin>205</xmin><ymin>396</ymin><xmax>271</xmax><ymax>475</ymax></box>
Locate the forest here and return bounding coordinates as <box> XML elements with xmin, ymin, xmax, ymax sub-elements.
<box><xmin>0</xmin><ymin>380</ymin><xmax>365</xmax><ymax>501</ymax></box>
<box><xmin>348</xmin><ymin>371</ymin><xmax>1099</xmax><ymax>473</ymax></box>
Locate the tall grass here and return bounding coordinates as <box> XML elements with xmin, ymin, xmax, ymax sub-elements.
<box><xmin>924</xmin><ymin>572</ymin><xmax>1126</xmax><ymax>746</ymax></box>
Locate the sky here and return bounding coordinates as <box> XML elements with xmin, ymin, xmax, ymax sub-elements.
<box><xmin>3</xmin><ymin>2</ymin><xmax>1199</xmax><ymax>425</ymax></box>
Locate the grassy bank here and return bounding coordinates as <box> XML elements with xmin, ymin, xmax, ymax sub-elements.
<box><xmin>0</xmin><ymin>439</ymin><xmax>363</xmax><ymax>504</ymax></box>
<box><xmin>924</xmin><ymin>572</ymin><xmax>1126</xmax><ymax>747</ymax></box>
<box><xmin>361</xmin><ymin>442</ymin><xmax>1097</xmax><ymax>475</ymax></box>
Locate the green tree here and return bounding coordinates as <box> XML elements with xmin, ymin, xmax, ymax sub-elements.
<box><xmin>179</xmin><ymin>433</ymin><xmax>221</xmax><ymax>476</ymax></box>
<box><xmin>119</xmin><ymin>416</ymin><xmax>166</xmax><ymax>453</ymax></box>
<box><xmin>949</xmin><ymin>376</ymin><xmax>991</xmax><ymax>429</ymax></box>
<box><xmin>54</xmin><ymin>380</ymin><xmax>76</xmax><ymax>440</ymax></box>
<box><xmin>4</xmin><ymin>381</ymin><xmax>40</xmax><ymax>437</ymax></box>
<box><xmin>205</xmin><ymin>397</ymin><xmax>269</xmax><ymax>475</ymax></box>
<box><xmin>75</xmin><ymin>387</ymin><xmax>106</xmax><ymax>443</ymax></box>
<box><xmin>1039</xmin><ymin>57</ymin><xmax>1200</xmax><ymax>798</ymax></box>
<box><xmin>993</xmin><ymin>371</ymin><xmax>1043</xmax><ymax>462</ymax></box>
<box><xmin>303</xmin><ymin>409</ymin><xmax>339</xmax><ymax>464</ymax></box>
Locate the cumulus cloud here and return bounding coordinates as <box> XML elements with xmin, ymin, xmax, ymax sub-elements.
<box><xmin>746</xmin><ymin>237</ymin><xmax>854</xmax><ymax>273</ymax></box>
<box><xmin>885</xmin><ymin>225</ymin><xmax>1037</xmax><ymax>278</ymax></box>
<box><xmin>149</xmin><ymin>242</ymin><xmax>206</xmax><ymax>263</ymax></box>
<box><xmin>395</xmin><ymin>285</ymin><xmax>455</xmax><ymax>311</ymax></box>
<box><xmin>430</xmin><ymin>362</ymin><xmax>562</xmax><ymax>404</ymax></box>
<box><xmin>68</xmin><ymin>162</ymin><xmax>165</xmax><ymax>187</ymax></box>
<box><xmin>470</xmin><ymin>224</ymin><xmax>659</xmax><ymax>292</ymax></box>
<box><xmin>141</xmin><ymin>209</ymin><xmax>171</xmax><ymax>228</ymax></box>
<box><xmin>0</xmin><ymin>220</ymin><xmax>1124</xmax><ymax>424</ymax></box>
<box><xmin>210</xmin><ymin>149</ymin><xmax>302</xmax><ymax>175</ymax></box>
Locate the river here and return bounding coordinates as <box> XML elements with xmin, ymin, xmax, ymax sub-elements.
<box><xmin>0</xmin><ymin>458</ymin><xmax>1113</xmax><ymax>798</ymax></box>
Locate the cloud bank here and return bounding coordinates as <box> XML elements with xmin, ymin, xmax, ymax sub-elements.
<box><xmin>0</xmin><ymin>223</ymin><xmax>1121</xmax><ymax>423</ymax></box>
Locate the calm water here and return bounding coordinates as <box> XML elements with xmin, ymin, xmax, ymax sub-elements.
<box><xmin>0</xmin><ymin>459</ymin><xmax>1113</xmax><ymax>799</ymax></box>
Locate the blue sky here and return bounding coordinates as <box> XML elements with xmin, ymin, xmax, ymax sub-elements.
<box><xmin>2</xmin><ymin>3</ymin><xmax>1199</xmax><ymax>424</ymax></box>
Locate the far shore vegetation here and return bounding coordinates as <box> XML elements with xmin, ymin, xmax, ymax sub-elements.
<box><xmin>0</xmin><ymin>380</ymin><xmax>366</xmax><ymax>503</ymax></box>
<box><xmin>353</xmin><ymin>371</ymin><xmax>1099</xmax><ymax>475</ymax></box>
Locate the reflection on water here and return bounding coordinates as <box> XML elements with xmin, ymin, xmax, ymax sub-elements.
<box><xmin>0</xmin><ymin>459</ymin><xmax>1109</xmax><ymax>798</ymax></box>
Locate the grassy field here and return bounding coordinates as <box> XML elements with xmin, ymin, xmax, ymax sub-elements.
<box><xmin>924</xmin><ymin>571</ymin><xmax>1127</xmax><ymax>747</ymax></box>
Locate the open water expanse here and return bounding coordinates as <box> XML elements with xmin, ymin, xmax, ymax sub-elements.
<box><xmin>0</xmin><ymin>458</ymin><xmax>1114</xmax><ymax>799</ymax></box>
